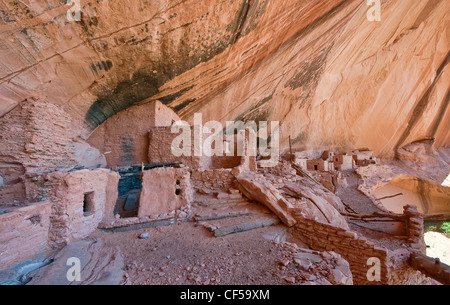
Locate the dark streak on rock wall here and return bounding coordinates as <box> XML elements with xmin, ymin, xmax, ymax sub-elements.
<box><xmin>85</xmin><ymin>0</ymin><xmax>268</xmax><ymax>129</ymax></box>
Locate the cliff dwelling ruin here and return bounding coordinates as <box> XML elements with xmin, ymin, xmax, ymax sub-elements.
<box><xmin>0</xmin><ymin>0</ymin><xmax>449</xmax><ymax>288</ymax></box>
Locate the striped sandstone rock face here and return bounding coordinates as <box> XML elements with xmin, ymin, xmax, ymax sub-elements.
<box><xmin>0</xmin><ymin>0</ymin><xmax>448</xmax><ymax>157</ymax></box>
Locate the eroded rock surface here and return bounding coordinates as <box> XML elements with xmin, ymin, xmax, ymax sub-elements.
<box><xmin>27</xmin><ymin>239</ymin><xmax>128</xmax><ymax>285</ymax></box>
<box><xmin>0</xmin><ymin>0</ymin><xmax>448</xmax><ymax>156</ymax></box>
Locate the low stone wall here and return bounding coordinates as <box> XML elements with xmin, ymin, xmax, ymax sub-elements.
<box><xmin>0</xmin><ymin>201</ymin><xmax>51</xmax><ymax>269</ymax></box>
<box><xmin>191</xmin><ymin>169</ymin><xmax>235</xmax><ymax>192</ymax></box>
<box><xmin>291</xmin><ymin>213</ymin><xmax>389</xmax><ymax>285</ymax></box>
<box><xmin>258</xmin><ymin>160</ymin><xmax>296</xmax><ymax>176</ymax></box>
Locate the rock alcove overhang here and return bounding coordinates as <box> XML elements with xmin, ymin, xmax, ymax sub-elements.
<box><xmin>0</xmin><ymin>0</ymin><xmax>448</xmax><ymax>156</ymax></box>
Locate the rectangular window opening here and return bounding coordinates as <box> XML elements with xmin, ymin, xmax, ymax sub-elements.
<box><xmin>83</xmin><ymin>192</ymin><xmax>95</xmax><ymax>216</ymax></box>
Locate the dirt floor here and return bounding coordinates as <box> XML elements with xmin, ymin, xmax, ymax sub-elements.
<box><xmin>91</xmin><ymin>223</ymin><xmax>313</xmax><ymax>285</ymax></box>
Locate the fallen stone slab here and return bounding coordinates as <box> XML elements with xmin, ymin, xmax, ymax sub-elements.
<box><xmin>283</xmin><ymin>182</ymin><xmax>349</xmax><ymax>230</ymax></box>
<box><xmin>235</xmin><ymin>173</ymin><xmax>297</xmax><ymax>227</ymax></box>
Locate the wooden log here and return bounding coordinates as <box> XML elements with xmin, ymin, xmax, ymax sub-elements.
<box><xmin>340</xmin><ymin>212</ymin><xmax>407</xmax><ymax>220</ymax></box>
<box><xmin>214</xmin><ymin>217</ymin><xmax>280</xmax><ymax>237</ymax></box>
<box><xmin>423</xmin><ymin>214</ymin><xmax>450</xmax><ymax>221</ymax></box>
<box><xmin>411</xmin><ymin>253</ymin><xmax>450</xmax><ymax>285</ymax></box>
<box><xmin>194</xmin><ymin>212</ymin><xmax>255</xmax><ymax>222</ymax></box>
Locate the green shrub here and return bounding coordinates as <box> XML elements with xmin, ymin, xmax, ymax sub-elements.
<box><xmin>440</xmin><ymin>221</ymin><xmax>450</xmax><ymax>234</ymax></box>
<box><xmin>427</xmin><ymin>225</ymin><xmax>437</xmax><ymax>231</ymax></box>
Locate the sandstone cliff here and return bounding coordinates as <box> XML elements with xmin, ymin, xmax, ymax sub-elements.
<box><xmin>0</xmin><ymin>0</ymin><xmax>448</xmax><ymax>156</ymax></box>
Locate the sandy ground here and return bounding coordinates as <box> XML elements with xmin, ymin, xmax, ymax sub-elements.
<box><xmin>91</xmin><ymin>223</ymin><xmax>319</xmax><ymax>285</ymax></box>
<box><xmin>425</xmin><ymin>232</ymin><xmax>450</xmax><ymax>266</ymax></box>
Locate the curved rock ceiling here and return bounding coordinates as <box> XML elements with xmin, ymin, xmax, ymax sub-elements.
<box><xmin>0</xmin><ymin>0</ymin><xmax>449</xmax><ymax>157</ymax></box>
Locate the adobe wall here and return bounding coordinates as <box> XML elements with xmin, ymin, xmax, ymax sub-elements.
<box><xmin>138</xmin><ymin>168</ymin><xmax>192</xmax><ymax>217</ymax></box>
<box><xmin>88</xmin><ymin>101</ymin><xmax>180</xmax><ymax>167</ymax></box>
<box><xmin>0</xmin><ymin>101</ymin><xmax>78</xmax><ymax>179</ymax></box>
<box><xmin>307</xmin><ymin>159</ymin><xmax>326</xmax><ymax>171</ymax></box>
<box><xmin>334</xmin><ymin>155</ymin><xmax>354</xmax><ymax>171</ymax></box>
<box><xmin>0</xmin><ymin>201</ymin><xmax>52</xmax><ymax>269</ymax></box>
<box><xmin>291</xmin><ymin>212</ymin><xmax>389</xmax><ymax>285</ymax></box>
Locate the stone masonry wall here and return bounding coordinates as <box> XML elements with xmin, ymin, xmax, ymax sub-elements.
<box><xmin>191</xmin><ymin>169</ymin><xmax>235</xmax><ymax>192</ymax></box>
<box><xmin>291</xmin><ymin>213</ymin><xmax>389</xmax><ymax>285</ymax></box>
<box><xmin>0</xmin><ymin>100</ymin><xmax>77</xmax><ymax>179</ymax></box>
<box><xmin>87</xmin><ymin>101</ymin><xmax>180</xmax><ymax>167</ymax></box>
<box><xmin>24</xmin><ymin>169</ymin><xmax>119</xmax><ymax>248</ymax></box>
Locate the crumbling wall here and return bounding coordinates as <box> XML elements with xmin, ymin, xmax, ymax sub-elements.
<box><xmin>404</xmin><ymin>205</ymin><xmax>426</xmax><ymax>253</ymax></box>
<box><xmin>191</xmin><ymin>169</ymin><xmax>235</xmax><ymax>192</ymax></box>
<box><xmin>148</xmin><ymin>127</ymin><xmax>211</xmax><ymax>170</ymax></box>
<box><xmin>0</xmin><ymin>100</ymin><xmax>106</xmax><ymax>207</ymax></box>
<box><xmin>0</xmin><ymin>182</ymin><xmax>26</xmax><ymax>207</ymax></box>
<box><xmin>0</xmin><ymin>101</ymin><xmax>77</xmax><ymax>206</ymax></box>
<box><xmin>138</xmin><ymin>168</ymin><xmax>192</xmax><ymax>217</ymax></box>
<box><xmin>291</xmin><ymin>213</ymin><xmax>389</xmax><ymax>285</ymax></box>
<box><xmin>0</xmin><ymin>201</ymin><xmax>51</xmax><ymax>269</ymax></box>
<box><xmin>25</xmin><ymin>169</ymin><xmax>119</xmax><ymax>247</ymax></box>
<box><xmin>259</xmin><ymin>161</ymin><xmax>296</xmax><ymax>176</ymax></box>
<box><xmin>88</xmin><ymin>101</ymin><xmax>180</xmax><ymax>167</ymax></box>
<box><xmin>310</xmin><ymin>171</ymin><xmax>336</xmax><ymax>193</ymax></box>
<box><xmin>211</xmin><ymin>155</ymin><xmax>241</xmax><ymax>169</ymax></box>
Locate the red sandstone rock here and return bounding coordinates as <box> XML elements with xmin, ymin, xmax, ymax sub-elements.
<box><xmin>0</xmin><ymin>201</ymin><xmax>51</xmax><ymax>269</ymax></box>
<box><xmin>235</xmin><ymin>173</ymin><xmax>297</xmax><ymax>227</ymax></box>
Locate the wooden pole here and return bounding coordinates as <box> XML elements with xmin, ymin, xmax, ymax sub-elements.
<box><xmin>289</xmin><ymin>136</ymin><xmax>293</xmax><ymax>160</ymax></box>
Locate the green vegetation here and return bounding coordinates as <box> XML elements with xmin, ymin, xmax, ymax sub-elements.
<box><xmin>427</xmin><ymin>225</ymin><xmax>438</xmax><ymax>231</ymax></box>
<box><xmin>440</xmin><ymin>221</ymin><xmax>450</xmax><ymax>234</ymax></box>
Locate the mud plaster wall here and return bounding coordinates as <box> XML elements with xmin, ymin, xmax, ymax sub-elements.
<box><xmin>88</xmin><ymin>101</ymin><xmax>180</xmax><ymax>167</ymax></box>
<box><xmin>291</xmin><ymin>214</ymin><xmax>389</xmax><ymax>285</ymax></box>
<box><xmin>138</xmin><ymin>167</ymin><xmax>192</xmax><ymax>217</ymax></box>
<box><xmin>0</xmin><ymin>201</ymin><xmax>51</xmax><ymax>269</ymax></box>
